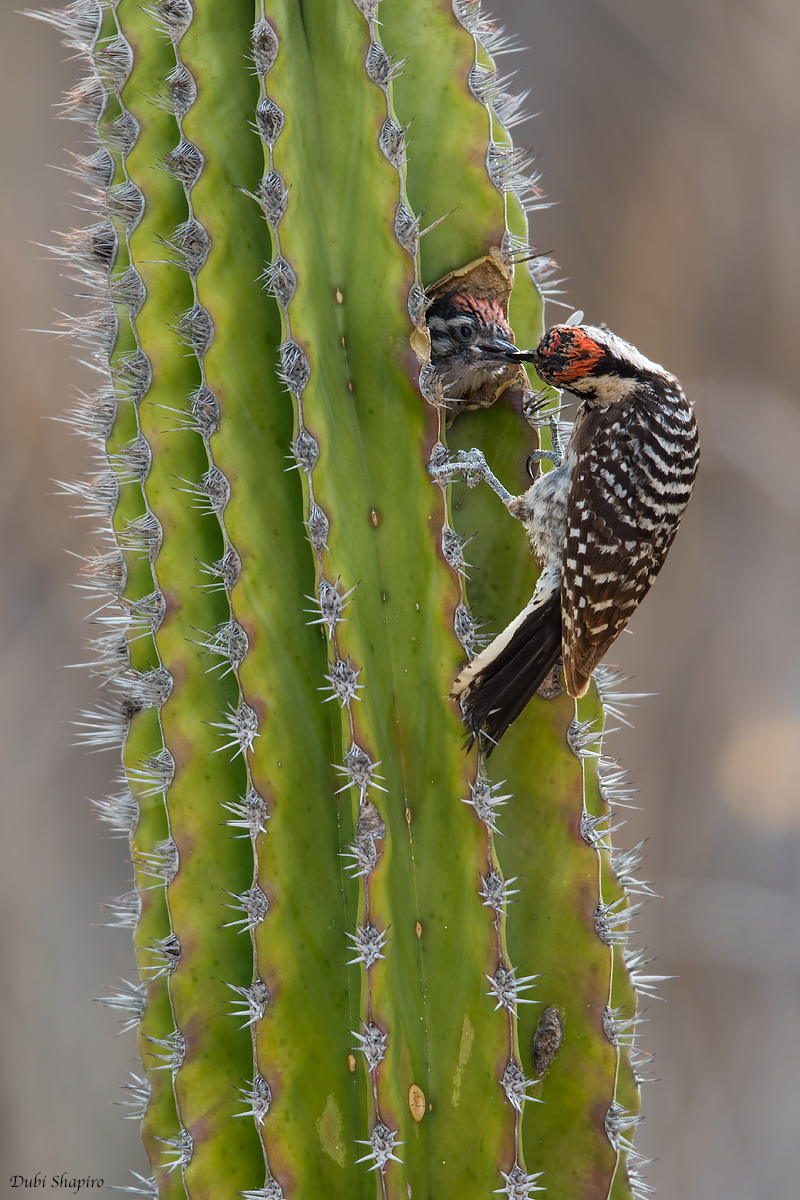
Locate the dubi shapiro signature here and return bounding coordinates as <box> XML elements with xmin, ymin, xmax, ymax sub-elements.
<box><xmin>10</xmin><ymin>1175</ymin><xmax>104</xmax><ymax>1192</ymax></box>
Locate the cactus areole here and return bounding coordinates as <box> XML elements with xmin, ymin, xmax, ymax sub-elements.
<box><xmin>36</xmin><ymin>1</ymin><xmax>664</xmax><ymax>1197</ymax></box>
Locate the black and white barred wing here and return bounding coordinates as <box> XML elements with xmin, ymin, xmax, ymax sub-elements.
<box><xmin>561</xmin><ymin>392</ymin><xmax>699</xmax><ymax>697</ymax></box>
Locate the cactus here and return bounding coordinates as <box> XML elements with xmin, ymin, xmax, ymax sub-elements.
<box><xmin>35</xmin><ymin>1</ymin><xmax>662</xmax><ymax>1197</ymax></box>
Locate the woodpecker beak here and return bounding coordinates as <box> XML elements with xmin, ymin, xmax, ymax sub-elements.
<box><xmin>502</xmin><ymin>347</ymin><xmax>537</xmax><ymax>363</ymax></box>
<box><xmin>480</xmin><ymin>335</ymin><xmax>519</xmax><ymax>360</ymax></box>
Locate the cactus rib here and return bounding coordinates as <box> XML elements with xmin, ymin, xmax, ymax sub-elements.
<box><xmin>38</xmin><ymin>2</ymin><xmax>664</xmax><ymax>1197</ymax></box>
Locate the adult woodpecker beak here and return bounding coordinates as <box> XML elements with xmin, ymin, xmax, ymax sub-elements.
<box><xmin>502</xmin><ymin>346</ymin><xmax>537</xmax><ymax>363</ymax></box>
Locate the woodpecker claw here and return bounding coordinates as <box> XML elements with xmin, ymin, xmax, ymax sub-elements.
<box><xmin>528</xmin><ymin>448</ymin><xmax>561</xmax><ymax>468</ymax></box>
<box><xmin>426</xmin><ymin>447</ymin><xmax>484</xmax><ymax>483</ymax></box>
<box><xmin>426</xmin><ymin>448</ymin><xmax>512</xmax><ymax>503</ymax></box>
<box><xmin>458</xmin><ymin>448</ymin><xmax>490</xmax><ymax>487</ymax></box>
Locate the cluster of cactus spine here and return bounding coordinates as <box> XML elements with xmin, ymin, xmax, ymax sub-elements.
<box><xmin>34</xmin><ymin>0</ymin><xmax>667</xmax><ymax>1196</ymax></box>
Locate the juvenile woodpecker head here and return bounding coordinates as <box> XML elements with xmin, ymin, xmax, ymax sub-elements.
<box><xmin>427</xmin><ymin>292</ymin><xmax>518</xmax><ymax>398</ymax></box>
<box><xmin>512</xmin><ymin>324</ymin><xmax>672</xmax><ymax>407</ymax></box>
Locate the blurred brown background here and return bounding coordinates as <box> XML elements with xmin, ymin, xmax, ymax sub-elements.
<box><xmin>0</xmin><ymin>3</ymin><xmax>152</xmax><ymax>1190</ymax></box>
<box><xmin>2</xmin><ymin>1</ymin><xmax>799</xmax><ymax>1195</ymax></box>
<box><xmin>498</xmin><ymin>1</ymin><xmax>800</xmax><ymax>1196</ymax></box>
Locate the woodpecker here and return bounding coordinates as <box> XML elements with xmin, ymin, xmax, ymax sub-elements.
<box><xmin>427</xmin><ymin>291</ymin><xmax>519</xmax><ymax>402</ymax></box>
<box><xmin>430</xmin><ymin>323</ymin><xmax>699</xmax><ymax>751</ymax></box>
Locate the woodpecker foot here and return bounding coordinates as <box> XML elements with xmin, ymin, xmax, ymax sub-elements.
<box><xmin>528</xmin><ymin>448</ymin><xmax>560</xmax><ymax>467</ymax></box>
<box><xmin>547</xmin><ymin>413</ymin><xmax>564</xmax><ymax>465</ymax></box>
<box><xmin>426</xmin><ymin>447</ymin><xmax>512</xmax><ymax>503</ymax></box>
<box><xmin>527</xmin><ymin>415</ymin><xmax>564</xmax><ymax>476</ymax></box>
<box><xmin>527</xmin><ymin>414</ymin><xmax>564</xmax><ymax>468</ymax></box>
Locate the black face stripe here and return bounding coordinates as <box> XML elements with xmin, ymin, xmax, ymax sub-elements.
<box><xmin>427</xmin><ymin>292</ymin><xmax>512</xmax><ymax>338</ymax></box>
<box><xmin>446</xmin><ymin>315</ymin><xmax>478</xmax><ymax>339</ymax></box>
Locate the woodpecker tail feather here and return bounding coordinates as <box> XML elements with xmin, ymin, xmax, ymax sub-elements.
<box><xmin>451</xmin><ymin>591</ymin><xmax>562</xmax><ymax>752</ymax></box>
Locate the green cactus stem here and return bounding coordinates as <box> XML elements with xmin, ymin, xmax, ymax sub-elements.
<box><xmin>35</xmin><ymin>1</ymin><xmax>662</xmax><ymax>1197</ymax></box>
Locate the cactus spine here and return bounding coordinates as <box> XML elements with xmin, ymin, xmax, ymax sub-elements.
<box><xmin>37</xmin><ymin>0</ymin><xmax>661</xmax><ymax>1196</ymax></box>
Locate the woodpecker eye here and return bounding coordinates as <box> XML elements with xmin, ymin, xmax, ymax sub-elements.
<box><xmin>455</xmin><ymin>322</ymin><xmax>475</xmax><ymax>342</ymax></box>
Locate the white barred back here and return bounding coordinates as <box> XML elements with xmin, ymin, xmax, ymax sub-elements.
<box><xmin>561</xmin><ymin>378</ymin><xmax>699</xmax><ymax>696</ymax></box>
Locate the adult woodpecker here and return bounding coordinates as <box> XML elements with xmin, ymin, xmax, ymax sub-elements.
<box><xmin>429</xmin><ymin>322</ymin><xmax>699</xmax><ymax>751</ymax></box>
